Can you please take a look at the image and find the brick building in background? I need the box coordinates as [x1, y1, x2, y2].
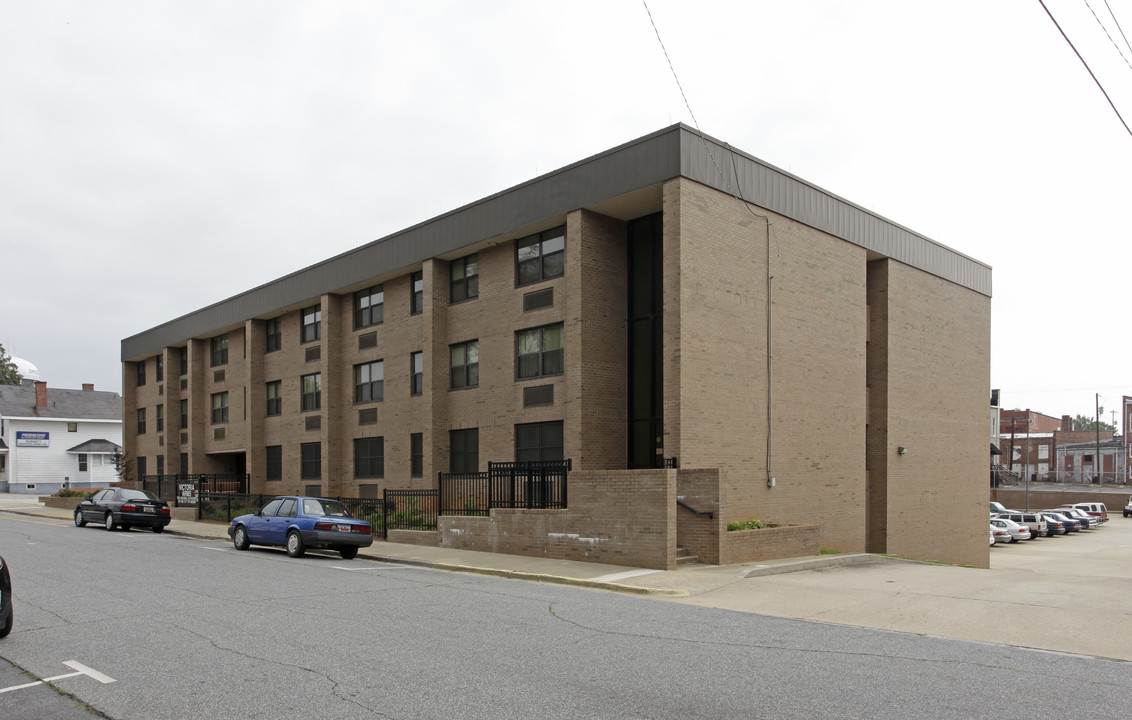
[121, 125, 992, 568]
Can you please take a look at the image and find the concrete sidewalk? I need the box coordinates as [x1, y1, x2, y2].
[3, 494, 1130, 662]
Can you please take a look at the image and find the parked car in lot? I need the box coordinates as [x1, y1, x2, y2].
[1039, 514, 1067, 535]
[1065, 503, 1108, 523]
[990, 524, 1011, 545]
[1052, 507, 1100, 529]
[74, 488, 172, 533]
[0, 555, 12, 638]
[995, 511, 1047, 539]
[990, 517, 1031, 542]
[228, 496, 373, 559]
[1041, 510, 1085, 532]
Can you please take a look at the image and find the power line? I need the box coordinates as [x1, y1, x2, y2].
[1084, 0, 1132, 72]
[1038, 0, 1132, 137]
[1103, 0, 1132, 57]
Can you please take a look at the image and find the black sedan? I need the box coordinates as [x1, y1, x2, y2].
[74, 487, 172, 533]
[1, 555, 11, 638]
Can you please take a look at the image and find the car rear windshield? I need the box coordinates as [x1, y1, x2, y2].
[121, 489, 159, 501]
[302, 499, 351, 517]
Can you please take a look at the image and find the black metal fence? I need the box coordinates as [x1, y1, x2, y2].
[383, 490, 439, 532]
[144, 474, 249, 502]
[438, 460, 570, 515]
[198, 491, 268, 523]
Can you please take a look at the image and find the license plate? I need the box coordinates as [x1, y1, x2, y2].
[337, 525, 351, 532]
[143, 507, 155, 513]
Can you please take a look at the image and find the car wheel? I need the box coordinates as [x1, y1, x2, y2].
[104, 513, 117, 531]
[74, 510, 86, 528]
[232, 525, 250, 551]
[339, 546, 358, 560]
[285, 530, 305, 558]
[152, 526, 164, 534]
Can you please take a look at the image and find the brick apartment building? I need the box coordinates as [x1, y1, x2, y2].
[121, 125, 993, 568]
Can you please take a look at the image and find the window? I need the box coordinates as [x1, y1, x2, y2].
[68, 422, 77, 432]
[411, 433, 423, 477]
[180, 453, 188, 475]
[516, 421, 563, 463]
[137, 456, 147, 478]
[354, 285, 384, 329]
[137, 408, 146, 435]
[516, 227, 565, 285]
[302, 305, 321, 343]
[266, 445, 282, 481]
[301, 442, 321, 479]
[410, 271, 424, 315]
[354, 361, 384, 403]
[266, 318, 282, 352]
[266, 381, 282, 416]
[137, 360, 146, 387]
[180, 399, 188, 429]
[78, 454, 88, 472]
[410, 352, 423, 396]
[157, 455, 164, 476]
[156, 404, 164, 432]
[179, 346, 188, 375]
[155, 355, 164, 382]
[301, 373, 321, 411]
[450, 428, 479, 473]
[450, 340, 479, 389]
[354, 437, 384, 478]
[211, 392, 229, 424]
[450, 254, 478, 302]
[278, 498, 297, 517]
[211, 335, 228, 367]
[516, 324, 564, 379]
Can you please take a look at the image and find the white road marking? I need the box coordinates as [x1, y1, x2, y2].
[0, 660, 115, 695]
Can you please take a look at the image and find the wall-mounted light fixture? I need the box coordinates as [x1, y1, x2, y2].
[897, 446, 908, 455]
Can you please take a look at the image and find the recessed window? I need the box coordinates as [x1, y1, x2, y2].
[515, 421, 563, 463]
[411, 433, 424, 477]
[266, 318, 282, 353]
[354, 437, 385, 478]
[301, 373, 321, 412]
[180, 399, 188, 429]
[68, 422, 78, 433]
[156, 404, 164, 432]
[450, 428, 479, 473]
[137, 360, 146, 387]
[179, 346, 188, 375]
[137, 456, 147, 478]
[516, 227, 565, 286]
[78, 454, 88, 472]
[355, 285, 384, 329]
[450, 254, 479, 303]
[450, 340, 479, 389]
[211, 335, 229, 367]
[266, 445, 282, 481]
[155, 355, 164, 382]
[516, 324, 564, 379]
[302, 305, 321, 343]
[410, 352, 423, 396]
[137, 408, 147, 435]
[301, 442, 321, 480]
[411, 272, 423, 315]
[354, 360, 384, 403]
[211, 392, 229, 424]
[266, 380, 282, 416]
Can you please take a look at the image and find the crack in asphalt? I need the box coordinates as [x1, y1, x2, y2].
[543, 603, 1129, 687]
[166, 619, 397, 718]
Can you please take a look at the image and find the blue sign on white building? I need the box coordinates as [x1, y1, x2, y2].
[16, 431, 50, 447]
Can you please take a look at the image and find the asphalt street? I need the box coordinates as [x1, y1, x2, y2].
[1, 512, 1129, 719]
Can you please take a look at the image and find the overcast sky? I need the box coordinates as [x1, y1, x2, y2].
[3, 1, 1131, 426]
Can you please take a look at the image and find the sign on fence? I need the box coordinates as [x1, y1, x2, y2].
[178, 483, 198, 506]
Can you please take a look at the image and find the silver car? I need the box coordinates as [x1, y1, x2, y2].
[990, 517, 1031, 542]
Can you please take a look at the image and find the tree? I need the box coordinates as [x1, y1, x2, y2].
[1072, 414, 1115, 432]
[0, 343, 21, 385]
[112, 448, 135, 485]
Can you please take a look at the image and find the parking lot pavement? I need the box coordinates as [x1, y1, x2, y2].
[0, 657, 110, 720]
[4, 494, 1130, 661]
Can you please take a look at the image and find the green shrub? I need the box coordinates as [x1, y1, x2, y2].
[54, 487, 102, 498]
[726, 518, 781, 531]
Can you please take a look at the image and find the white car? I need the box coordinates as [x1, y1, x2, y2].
[990, 517, 1031, 542]
[990, 524, 1010, 545]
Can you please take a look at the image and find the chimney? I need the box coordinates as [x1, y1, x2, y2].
[35, 381, 48, 408]
[83, 383, 94, 391]
[1062, 415, 1072, 431]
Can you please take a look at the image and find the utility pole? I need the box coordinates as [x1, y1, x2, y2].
[1096, 394, 1103, 486]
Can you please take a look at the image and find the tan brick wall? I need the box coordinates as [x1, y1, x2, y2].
[882, 260, 990, 567]
[664, 176, 868, 550]
[720, 524, 821, 564]
[676, 468, 724, 564]
[439, 469, 677, 570]
[993, 488, 1127, 514]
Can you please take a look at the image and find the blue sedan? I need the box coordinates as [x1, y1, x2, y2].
[228, 496, 373, 559]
